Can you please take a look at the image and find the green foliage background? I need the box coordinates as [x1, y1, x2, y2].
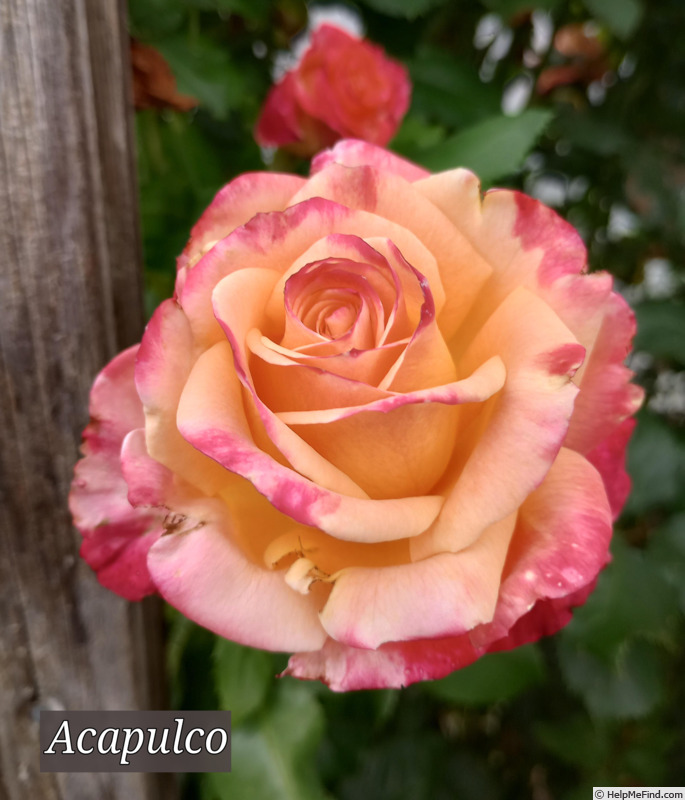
[130, 0, 685, 795]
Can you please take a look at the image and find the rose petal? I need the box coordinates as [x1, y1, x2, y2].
[147, 499, 327, 652]
[416, 175, 588, 347]
[565, 291, 644, 454]
[488, 582, 598, 654]
[121, 428, 177, 509]
[135, 298, 229, 497]
[412, 286, 584, 559]
[286, 447, 611, 689]
[210, 266, 371, 497]
[70, 347, 161, 601]
[473, 446, 612, 645]
[279, 358, 504, 500]
[585, 417, 636, 519]
[418, 174, 587, 289]
[276, 356, 505, 425]
[177, 172, 305, 276]
[254, 72, 304, 148]
[248, 332, 396, 412]
[320, 512, 516, 649]
[177, 341, 444, 542]
[181, 198, 441, 350]
[312, 139, 430, 182]
[284, 633, 484, 692]
[291, 163, 494, 337]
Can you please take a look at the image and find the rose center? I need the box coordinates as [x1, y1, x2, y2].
[318, 302, 357, 339]
[300, 288, 361, 340]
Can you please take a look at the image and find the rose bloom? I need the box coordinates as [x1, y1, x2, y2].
[70, 140, 643, 691]
[255, 25, 410, 156]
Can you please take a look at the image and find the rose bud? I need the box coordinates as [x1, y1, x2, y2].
[255, 25, 411, 156]
[70, 140, 643, 691]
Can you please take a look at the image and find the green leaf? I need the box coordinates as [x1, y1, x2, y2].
[583, 0, 644, 39]
[647, 512, 685, 615]
[624, 411, 685, 516]
[408, 47, 500, 128]
[482, 0, 560, 19]
[136, 111, 226, 285]
[207, 680, 326, 800]
[561, 536, 680, 659]
[391, 116, 446, 153]
[164, 609, 219, 711]
[213, 640, 274, 726]
[558, 638, 666, 719]
[180, 0, 272, 18]
[534, 715, 610, 768]
[129, 0, 186, 37]
[424, 645, 545, 705]
[554, 109, 632, 156]
[634, 302, 685, 365]
[357, 0, 449, 19]
[411, 109, 554, 183]
[157, 36, 249, 119]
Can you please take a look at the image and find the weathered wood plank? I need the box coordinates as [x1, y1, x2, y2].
[0, 1, 170, 797]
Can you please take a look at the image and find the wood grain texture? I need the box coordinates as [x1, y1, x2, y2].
[0, 1, 171, 797]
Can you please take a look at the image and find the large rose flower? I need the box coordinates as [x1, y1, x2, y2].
[70, 140, 643, 691]
[255, 25, 410, 156]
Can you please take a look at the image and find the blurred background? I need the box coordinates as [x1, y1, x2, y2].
[129, 0, 685, 796]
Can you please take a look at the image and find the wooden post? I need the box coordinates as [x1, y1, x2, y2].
[0, 1, 170, 798]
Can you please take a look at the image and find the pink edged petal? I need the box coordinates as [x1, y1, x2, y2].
[276, 355, 505, 425]
[284, 633, 485, 691]
[183, 197, 450, 351]
[70, 346, 162, 601]
[279, 235, 419, 347]
[320, 512, 517, 650]
[71, 347, 144, 533]
[180, 198, 371, 349]
[416, 173, 587, 341]
[121, 428, 176, 508]
[135, 298, 229, 497]
[211, 269, 370, 498]
[147, 499, 327, 652]
[284, 639, 411, 691]
[276, 358, 504, 500]
[177, 172, 306, 275]
[412, 287, 584, 559]
[264, 229, 443, 352]
[177, 340, 443, 542]
[536, 271, 613, 386]
[80, 521, 162, 602]
[180, 336, 368, 499]
[312, 139, 429, 182]
[211, 258, 451, 501]
[290, 163, 493, 337]
[248, 333, 397, 411]
[565, 291, 644, 455]
[82, 345, 144, 446]
[585, 417, 636, 519]
[472, 447, 612, 647]
[285, 449, 611, 690]
[487, 581, 598, 654]
[509, 190, 589, 285]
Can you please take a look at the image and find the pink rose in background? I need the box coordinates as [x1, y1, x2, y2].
[255, 25, 411, 156]
[70, 140, 643, 691]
